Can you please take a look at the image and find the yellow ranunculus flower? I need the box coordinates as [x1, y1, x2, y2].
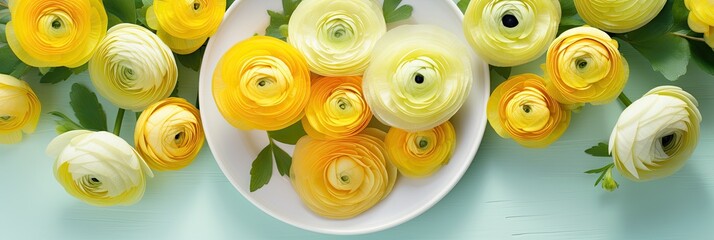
[0, 74, 41, 144]
[610, 86, 701, 181]
[463, 0, 561, 67]
[6, 0, 107, 67]
[303, 76, 371, 140]
[544, 26, 629, 105]
[134, 97, 204, 171]
[574, 0, 666, 33]
[487, 74, 570, 148]
[363, 24, 473, 132]
[287, 0, 386, 76]
[146, 0, 225, 54]
[47, 130, 154, 206]
[685, 0, 714, 48]
[384, 121, 456, 178]
[89, 24, 178, 112]
[291, 128, 397, 219]
[213, 36, 311, 131]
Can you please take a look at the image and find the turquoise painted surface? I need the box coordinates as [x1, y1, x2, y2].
[3, 13, 714, 240]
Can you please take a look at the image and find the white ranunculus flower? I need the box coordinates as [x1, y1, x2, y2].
[89, 23, 178, 112]
[287, 0, 386, 76]
[609, 86, 702, 181]
[47, 130, 154, 206]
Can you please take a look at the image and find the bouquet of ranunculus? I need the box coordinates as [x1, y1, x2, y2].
[458, 0, 706, 192]
[0, 0, 225, 206]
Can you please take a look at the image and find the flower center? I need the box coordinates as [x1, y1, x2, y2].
[257, 79, 267, 87]
[661, 133, 679, 156]
[577, 59, 588, 69]
[414, 73, 425, 84]
[0, 115, 11, 121]
[52, 20, 62, 29]
[193, 1, 201, 10]
[174, 132, 184, 141]
[416, 136, 429, 149]
[340, 175, 350, 183]
[501, 14, 519, 28]
[338, 99, 347, 110]
[522, 105, 531, 113]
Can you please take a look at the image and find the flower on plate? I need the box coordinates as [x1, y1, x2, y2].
[47, 130, 154, 206]
[463, 0, 561, 67]
[288, 0, 386, 76]
[6, 0, 107, 67]
[89, 23, 177, 112]
[384, 121, 456, 177]
[303, 76, 371, 140]
[684, 0, 714, 48]
[290, 128, 397, 219]
[574, 0, 666, 33]
[487, 74, 570, 148]
[0, 74, 41, 144]
[212, 36, 311, 131]
[609, 86, 702, 181]
[363, 24, 473, 132]
[134, 97, 204, 171]
[145, 0, 225, 54]
[544, 26, 629, 105]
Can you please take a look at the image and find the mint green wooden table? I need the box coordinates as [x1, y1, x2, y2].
[2, 27, 713, 240]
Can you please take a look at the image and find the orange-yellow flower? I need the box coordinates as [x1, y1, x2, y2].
[6, 0, 107, 67]
[212, 36, 311, 131]
[544, 26, 629, 105]
[303, 76, 371, 140]
[0, 74, 41, 144]
[487, 73, 571, 148]
[384, 121, 456, 177]
[290, 128, 397, 219]
[685, 0, 714, 48]
[134, 98, 204, 171]
[146, 0, 225, 54]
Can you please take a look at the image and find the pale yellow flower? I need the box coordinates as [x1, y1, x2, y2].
[213, 36, 311, 131]
[135, 98, 204, 171]
[544, 26, 629, 105]
[290, 128, 397, 219]
[363, 24, 473, 132]
[384, 121, 456, 178]
[288, 0, 386, 76]
[47, 130, 154, 206]
[463, 0, 561, 67]
[575, 0, 666, 33]
[0, 74, 41, 144]
[685, 0, 714, 48]
[487, 73, 570, 148]
[146, 0, 225, 54]
[6, 0, 107, 67]
[303, 76, 371, 140]
[610, 86, 701, 181]
[89, 24, 178, 112]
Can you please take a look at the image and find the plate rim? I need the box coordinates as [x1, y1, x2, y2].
[198, 0, 490, 235]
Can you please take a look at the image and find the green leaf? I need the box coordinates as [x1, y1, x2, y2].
[383, 0, 413, 24]
[584, 142, 610, 157]
[490, 66, 511, 79]
[70, 83, 108, 131]
[226, 0, 234, 10]
[268, 120, 307, 145]
[0, 44, 23, 75]
[9, 62, 28, 79]
[617, 0, 673, 42]
[557, 0, 584, 34]
[688, 38, 714, 75]
[0, 24, 6, 43]
[271, 143, 292, 176]
[457, 0, 470, 14]
[107, 12, 123, 28]
[281, 0, 301, 16]
[49, 111, 84, 134]
[250, 145, 273, 192]
[103, 0, 136, 24]
[0, 8, 10, 24]
[265, 10, 290, 40]
[585, 163, 614, 187]
[627, 34, 690, 81]
[40, 67, 73, 84]
[71, 63, 88, 75]
[671, 0, 689, 32]
[176, 44, 205, 72]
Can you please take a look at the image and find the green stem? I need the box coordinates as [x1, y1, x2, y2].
[671, 32, 706, 42]
[113, 108, 125, 136]
[618, 92, 632, 107]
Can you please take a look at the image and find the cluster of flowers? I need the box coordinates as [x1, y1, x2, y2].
[464, 0, 703, 187]
[0, 0, 225, 205]
[212, 0, 470, 219]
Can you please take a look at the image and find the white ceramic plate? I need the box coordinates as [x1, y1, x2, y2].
[199, 0, 489, 235]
